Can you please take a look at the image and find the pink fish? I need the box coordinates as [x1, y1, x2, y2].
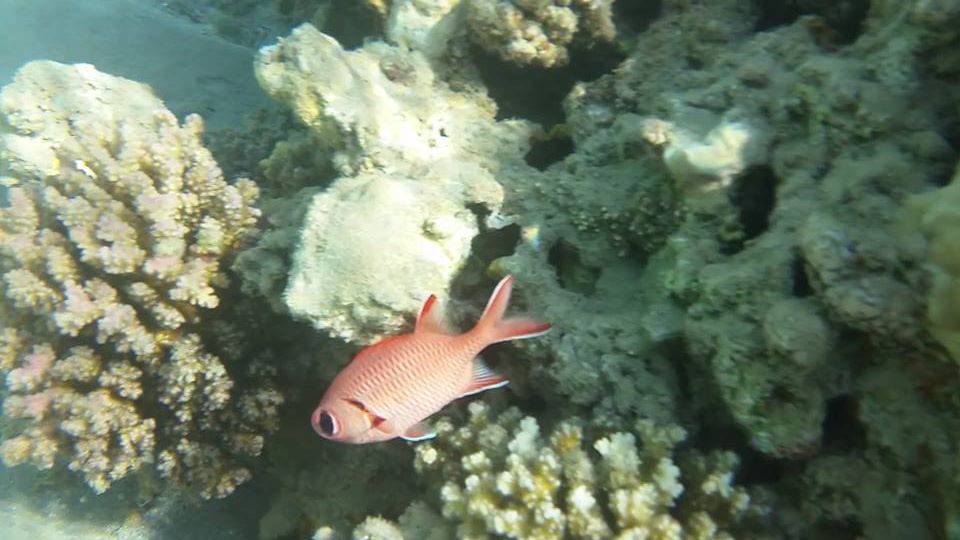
[311, 275, 551, 444]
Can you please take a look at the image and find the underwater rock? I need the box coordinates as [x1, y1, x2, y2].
[254, 24, 535, 342]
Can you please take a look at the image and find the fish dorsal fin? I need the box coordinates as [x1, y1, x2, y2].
[415, 294, 451, 335]
[458, 357, 509, 398]
[401, 421, 437, 441]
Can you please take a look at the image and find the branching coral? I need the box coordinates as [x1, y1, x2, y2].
[464, 0, 616, 67]
[0, 61, 281, 498]
[413, 401, 766, 539]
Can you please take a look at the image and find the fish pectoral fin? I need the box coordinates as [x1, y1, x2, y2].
[458, 357, 509, 399]
[414, 294, 452, 335]
[401, 421, 437, 442]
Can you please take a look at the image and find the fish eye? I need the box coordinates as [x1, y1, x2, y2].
[319, 411, 338, 436]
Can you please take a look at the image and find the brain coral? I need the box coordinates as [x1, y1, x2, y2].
[0, 61, 281, 498]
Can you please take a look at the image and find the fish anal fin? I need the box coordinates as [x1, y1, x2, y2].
[415, 294, 452, 335]
[459, 357, 509, 398]
[401, 421, 437, 441]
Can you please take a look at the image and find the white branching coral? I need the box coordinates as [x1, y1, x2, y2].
[414, 402, 767, 539]
[0, 60, 281, 498]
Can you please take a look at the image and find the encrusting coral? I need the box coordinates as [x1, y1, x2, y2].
[0, 60, 282, 498]
[464, 0, 617, 67]
[413, 401, 766, 539]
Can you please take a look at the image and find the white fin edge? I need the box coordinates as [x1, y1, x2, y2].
[401, 432, 438, 442]
[458, 379, 509, 399]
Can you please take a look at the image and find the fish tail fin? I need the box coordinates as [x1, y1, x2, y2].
[474, 275, 552, 344]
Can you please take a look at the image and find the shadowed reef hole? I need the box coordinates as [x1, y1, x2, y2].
[524, 127, 575, 170]
[753, 0, 870, 47]
[470, 221, 521, 262]
[731, 165, 778, 239]
[821, 394, 867, 451]
[614, 0, 663, 35]
[791, 255, 814, 297]
[719, 165, 778, 255]
[471, 37, 625, 128]
[547, 241, 599, 295]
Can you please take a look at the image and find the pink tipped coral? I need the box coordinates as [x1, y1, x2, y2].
[6, 346, 55, 392]
[0, 60, 279, 498]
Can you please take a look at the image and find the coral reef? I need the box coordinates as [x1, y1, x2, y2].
[0, 61, 281, 498]
[483, 0, 960, 535]
[413, 401, 766, 539]
[213, 113, 337, 314]
[232, 188, 323, 314]
[94, 0, 960, 536]
[495, 0, 952, 448]
[464, 0, 616, 67]
[251, 24, 535, 343]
